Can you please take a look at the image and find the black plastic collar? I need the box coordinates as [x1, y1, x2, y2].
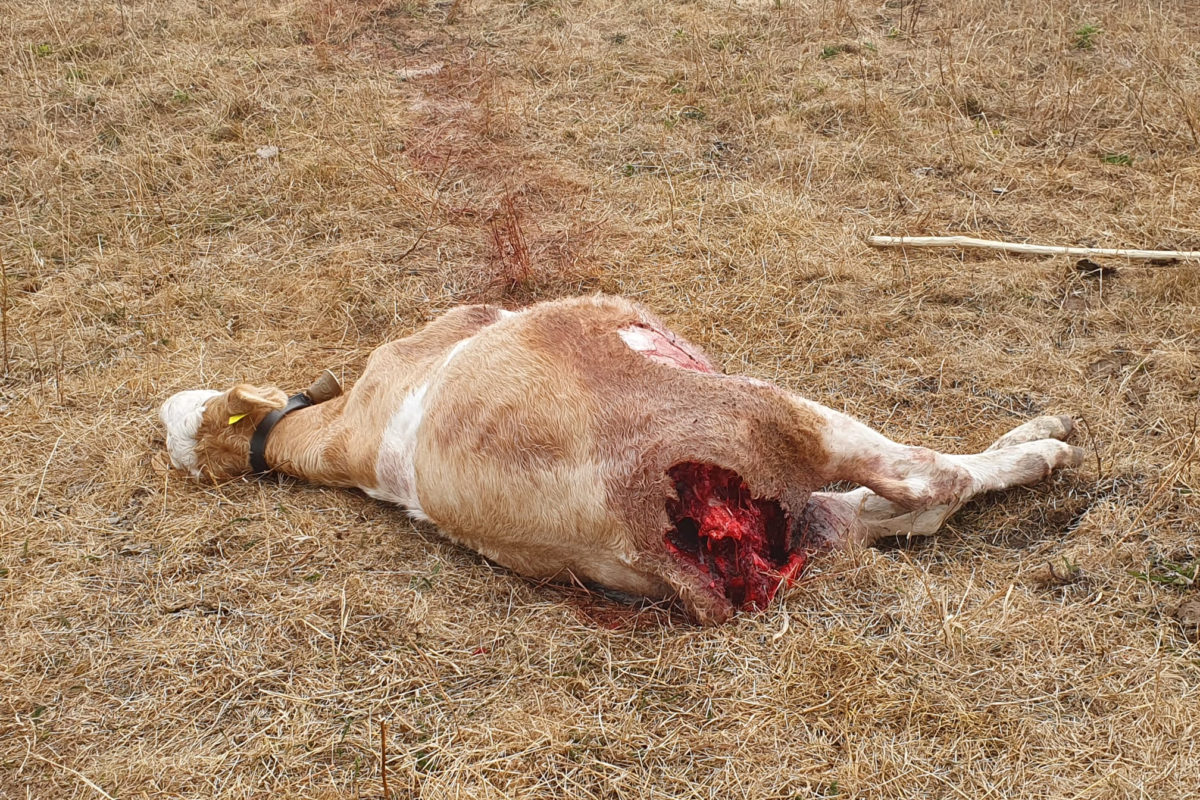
[249, 392, 313, 474]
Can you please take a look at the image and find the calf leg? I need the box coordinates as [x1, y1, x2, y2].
[797, 413, 1082, 548]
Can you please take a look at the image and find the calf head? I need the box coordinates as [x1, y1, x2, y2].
[160, 384, 287, 479]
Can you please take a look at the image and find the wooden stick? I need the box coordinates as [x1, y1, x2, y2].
[867, 235, 1200, 262]
[380, 719, 389, 800]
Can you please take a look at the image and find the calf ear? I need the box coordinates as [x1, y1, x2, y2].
[227, 384, 288, 416]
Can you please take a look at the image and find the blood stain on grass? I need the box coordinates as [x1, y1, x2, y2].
[395, 56, 603, 297]
[487, 192, 533, 290]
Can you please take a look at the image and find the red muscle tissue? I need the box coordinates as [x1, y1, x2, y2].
[664, 462, 807, 610]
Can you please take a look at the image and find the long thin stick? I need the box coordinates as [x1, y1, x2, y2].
[868, 235, 1200, 262]
[380, 719, 388, 800]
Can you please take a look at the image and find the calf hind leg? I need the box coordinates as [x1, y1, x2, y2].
[805, 398, 1084, 511]
[800, 414, 1083, 548]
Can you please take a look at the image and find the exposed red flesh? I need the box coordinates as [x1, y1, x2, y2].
[664, 462, 807, 611]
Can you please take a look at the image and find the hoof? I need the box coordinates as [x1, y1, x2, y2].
[989, 414, 1076, 450]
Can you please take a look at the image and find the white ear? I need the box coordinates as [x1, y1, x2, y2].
[160, 389, 220, 476]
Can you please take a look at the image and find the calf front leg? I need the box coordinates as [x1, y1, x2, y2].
[797, 410, 1083, 548]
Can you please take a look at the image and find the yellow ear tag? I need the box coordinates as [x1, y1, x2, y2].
[228, 413, 248, 426]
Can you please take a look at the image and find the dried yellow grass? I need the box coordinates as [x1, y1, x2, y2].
[2, 0, 1198, 797]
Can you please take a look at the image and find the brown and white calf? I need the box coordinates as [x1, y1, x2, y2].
[160, 295, 1082, 624]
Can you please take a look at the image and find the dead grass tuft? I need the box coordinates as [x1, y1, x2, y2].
[2, 0, 1199, 797]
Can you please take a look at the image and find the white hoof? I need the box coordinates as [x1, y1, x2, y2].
[988, 414, 1075, 451]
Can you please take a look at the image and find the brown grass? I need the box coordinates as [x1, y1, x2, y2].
[2, 0, 1199, 797]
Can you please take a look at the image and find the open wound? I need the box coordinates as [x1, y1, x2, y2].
[619, 323, 715, 373]
[664, 462, 807, 610]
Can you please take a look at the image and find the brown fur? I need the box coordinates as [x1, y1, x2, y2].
[191, 386, 288, 480]
[166, 294, 1080, 625]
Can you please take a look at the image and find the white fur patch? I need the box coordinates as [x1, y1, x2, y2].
[368, 330, 483, 519]
[441, 338, 470, 369]
[160, 389, 220, 477]
[368, 383, 431, 520]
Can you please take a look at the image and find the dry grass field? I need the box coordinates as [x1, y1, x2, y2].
[3, 0, 1199, 797]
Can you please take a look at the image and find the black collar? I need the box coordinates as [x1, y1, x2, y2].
[249, 392, 313, 474]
